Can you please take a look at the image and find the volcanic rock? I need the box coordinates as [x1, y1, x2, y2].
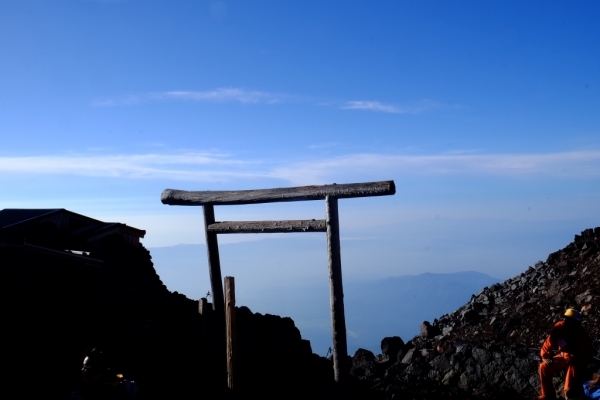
[349, 226, 600, 399]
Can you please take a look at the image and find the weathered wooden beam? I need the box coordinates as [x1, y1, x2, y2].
[202, 205, 227, 387]
[161, 180, 395, 206]
[225, 276, 237, 392]
[203, 205, 225, 315]
[207, 219, 326, 234]
[326, 195, 349, 383]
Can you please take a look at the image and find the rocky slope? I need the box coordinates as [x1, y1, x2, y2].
[2, 232, 332, 399]
[350, 227, 600, 399]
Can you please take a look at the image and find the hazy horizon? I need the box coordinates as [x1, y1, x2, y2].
[150, 240, 503, 354]
[146, 225, 587, 354]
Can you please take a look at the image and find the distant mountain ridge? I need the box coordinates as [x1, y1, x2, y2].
[343, 271, 500, 353]
[148, 242, 499, 353]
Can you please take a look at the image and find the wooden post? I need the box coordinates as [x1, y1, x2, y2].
[325, 195, 348, 383]
[198, 297, 208, 315]
[225, 276, 237, 391]
[203, 205, 225, 314]
[202, 204, 227, 387]
[198, 297, 209, 379]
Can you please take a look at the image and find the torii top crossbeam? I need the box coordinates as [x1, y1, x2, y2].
[161, 180, 395, 206]
[160, 180, 395, 384]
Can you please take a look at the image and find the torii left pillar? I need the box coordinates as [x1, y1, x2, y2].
[202, 204, 227, 387]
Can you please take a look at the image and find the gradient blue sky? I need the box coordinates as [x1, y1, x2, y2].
[1, 1, 599, 284]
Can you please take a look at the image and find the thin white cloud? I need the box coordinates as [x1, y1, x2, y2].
[94, 88, 288, 106]
[0, 153, 267, 182]
[342, 101, 399, 113]
[271, 151, 600, 185]
[94, 89, 455, 115]
[340, 99, 443, 114]
[93, 88, 459, 118]
[160, 89, 284, 104]
[1, 151, 599, 184]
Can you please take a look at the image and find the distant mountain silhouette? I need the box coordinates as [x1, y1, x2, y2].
[149, 242, 498, 354]
[342, 272, 500, 352]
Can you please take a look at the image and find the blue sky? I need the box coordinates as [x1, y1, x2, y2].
[1, 1, 599, 285]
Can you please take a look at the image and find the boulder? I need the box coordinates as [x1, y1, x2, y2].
[461, 309, 480, 324]
[497, 317, 521, 339]
[504, 365, 530, 394]
[380, 336, 404, 362]
[513, 357, 537, 376]
[442, 368, 459, 386]
[404, 363, 423, 376]
[472, 347, 492, 365]
[350, 348, 375, 377]
[462, 358, 484, 388]
[429, 354, 452, 374]
[576, 289, 592, 304]
[400, 348, 415, 364]
[420, 321, 441, 338]
[529, 373, 541, 393]
[458, 372, 471, 391]
[428, 369, 442, 381]
[482, 360, 505, 385]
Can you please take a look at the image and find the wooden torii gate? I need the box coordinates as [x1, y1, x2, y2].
[161, 180, 395, 383]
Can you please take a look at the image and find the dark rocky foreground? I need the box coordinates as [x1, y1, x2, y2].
[2, 232, 333, 399]
[348, 227, 600, 399]
[2, 212, 598, 399]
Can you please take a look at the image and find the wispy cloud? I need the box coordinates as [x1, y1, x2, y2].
[0, 152, 267, 182]
[340, 99, 449, 114]
[271, 151, 600, 185]
[161, 89, 285, 104]
[2, 150, 598, 184]
[341, 101, 403, 113]
[94, 89, 457, 116]
[94, 88, 289, 107]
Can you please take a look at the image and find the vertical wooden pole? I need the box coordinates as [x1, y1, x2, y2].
[203, 205, 225, 314]
[325, 195, 348, 383]
[202, 204, 227, 387]
[225, 276, 237, 391]
[198, 297, 209, 380]
[198, 297, 208, 315]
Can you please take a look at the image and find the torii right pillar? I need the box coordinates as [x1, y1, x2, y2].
[326, 195, 348, 382]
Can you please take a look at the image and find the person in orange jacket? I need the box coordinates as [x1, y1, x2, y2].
[537, 309, 594, 400]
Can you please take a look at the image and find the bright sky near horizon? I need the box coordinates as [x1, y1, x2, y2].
[1, 1, 599, 281]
